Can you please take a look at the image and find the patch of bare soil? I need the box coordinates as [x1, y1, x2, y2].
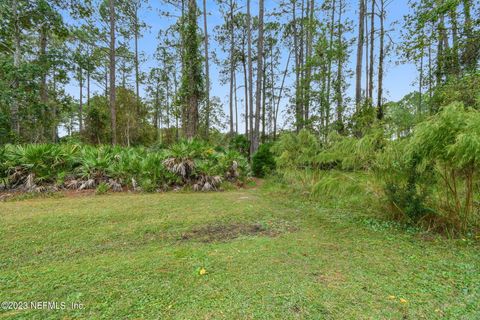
[312, 271, 346, 288]
[0, 190, 63, 202]
[180, 221, 296, 243]
[62, 189, 97, 198]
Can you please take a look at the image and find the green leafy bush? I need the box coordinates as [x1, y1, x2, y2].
[269, 102, 480, 234]
[381, 151, 435, 223]
[96, 182, 109, 195]
[217, 150, 249, 181]
[272, 129, 320, 170]
[318, 127, 385, 170]
[252, 143, 275, 178]
[378, 103, 480, 233]
[228, 134, 250, 158]
[272, 128, 384, 173]
[431, 72, 480, 112]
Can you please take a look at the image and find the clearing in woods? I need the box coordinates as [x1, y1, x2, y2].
[1, 185, 479, 319]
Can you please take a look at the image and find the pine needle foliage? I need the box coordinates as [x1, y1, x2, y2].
[378, 103, 480, 233]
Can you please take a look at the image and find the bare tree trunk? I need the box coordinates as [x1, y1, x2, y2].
[153, 84, 159, 132]
[158, 84, 163, 142]
[436, 5, 446, 85]
[52, 65, 57, 142]
[180, 0, 186, 132]
[174, 67, 179, 141]
[11, 0, 21, 136]
[355, 0, 365, 110]
[229, 0, 235, 134]
[185, 0, 199, 139]
[242, 57, 249, 135]
[304, 0, 314, 122]
[39, 28, 48, 105]
[368, 0, 375, 102]
[336, 0, 344, 131]
[449, 6, 459, 76]
[261, 54, 266, 141]
[109, 0, 117, 145]
[134, 3, 140, 114]
[293, 0, 302, 132]
[428, 24, 433, 113]
[269, 50, 275, 136]
[274, 51, 292, 140]
[105, 68, 108, 99]
[247, 0, 254, 146]
[203, 0, 211, 137]
[376, 0, 384, 120]
[39, 26, 48, 140]
[79, 67, 83, 131]
[234, 71, 238, 133]
[441, 17, 450, 73]
[252, 0, 264, 153]
[365, 1, 369, 101]
[325, 0, 336, 135]
[165, 63, 171, 132]
[418, 45, 424, 115]
[87, 47, 91, 110]
[299, 0, 305, 125]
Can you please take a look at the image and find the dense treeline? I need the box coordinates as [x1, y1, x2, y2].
[269, 101, 480, 235]
[1, 0, 477, 148]
[0, 1, 479, 232]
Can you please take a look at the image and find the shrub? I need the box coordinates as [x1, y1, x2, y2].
[318, 127, 385, 170]
[252, 143, 275, 178]
[350, 104, 377, 137]
[217, 150, 249, 181]
[408, 103, 480, 230]
[271, 129, 320, 171]
[76, 146, 115, 181]
[3, 144, 79, 189]
[1, 140, 249, 193]
[431, 72, 480, 112]
[228, 134, 250, 158]
[378, 103, 480, 233]
[381, 151, 435, 223]
[96, 182, 109, 195]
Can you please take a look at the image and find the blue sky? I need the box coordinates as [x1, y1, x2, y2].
[66, 0, 418, 132]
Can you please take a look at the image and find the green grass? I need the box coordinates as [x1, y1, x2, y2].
[1, 183, 479, 319]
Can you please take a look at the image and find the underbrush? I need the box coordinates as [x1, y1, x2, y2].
[376, 103, 480, 235]
[0, 140, 250, 194]
[268, 169, 380, 211]
[269, 103, 480, 236]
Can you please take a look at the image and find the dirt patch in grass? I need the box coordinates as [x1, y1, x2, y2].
[0, 190, 64, 202]
[63, 189, 97, 198]
[180, 221, 297, 243]
[312, 271, 346, 288]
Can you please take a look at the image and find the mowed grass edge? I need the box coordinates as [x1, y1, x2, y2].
[0, 186, 479, 319]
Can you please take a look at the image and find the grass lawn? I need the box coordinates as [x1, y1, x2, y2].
[1, 183, 479, 319]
